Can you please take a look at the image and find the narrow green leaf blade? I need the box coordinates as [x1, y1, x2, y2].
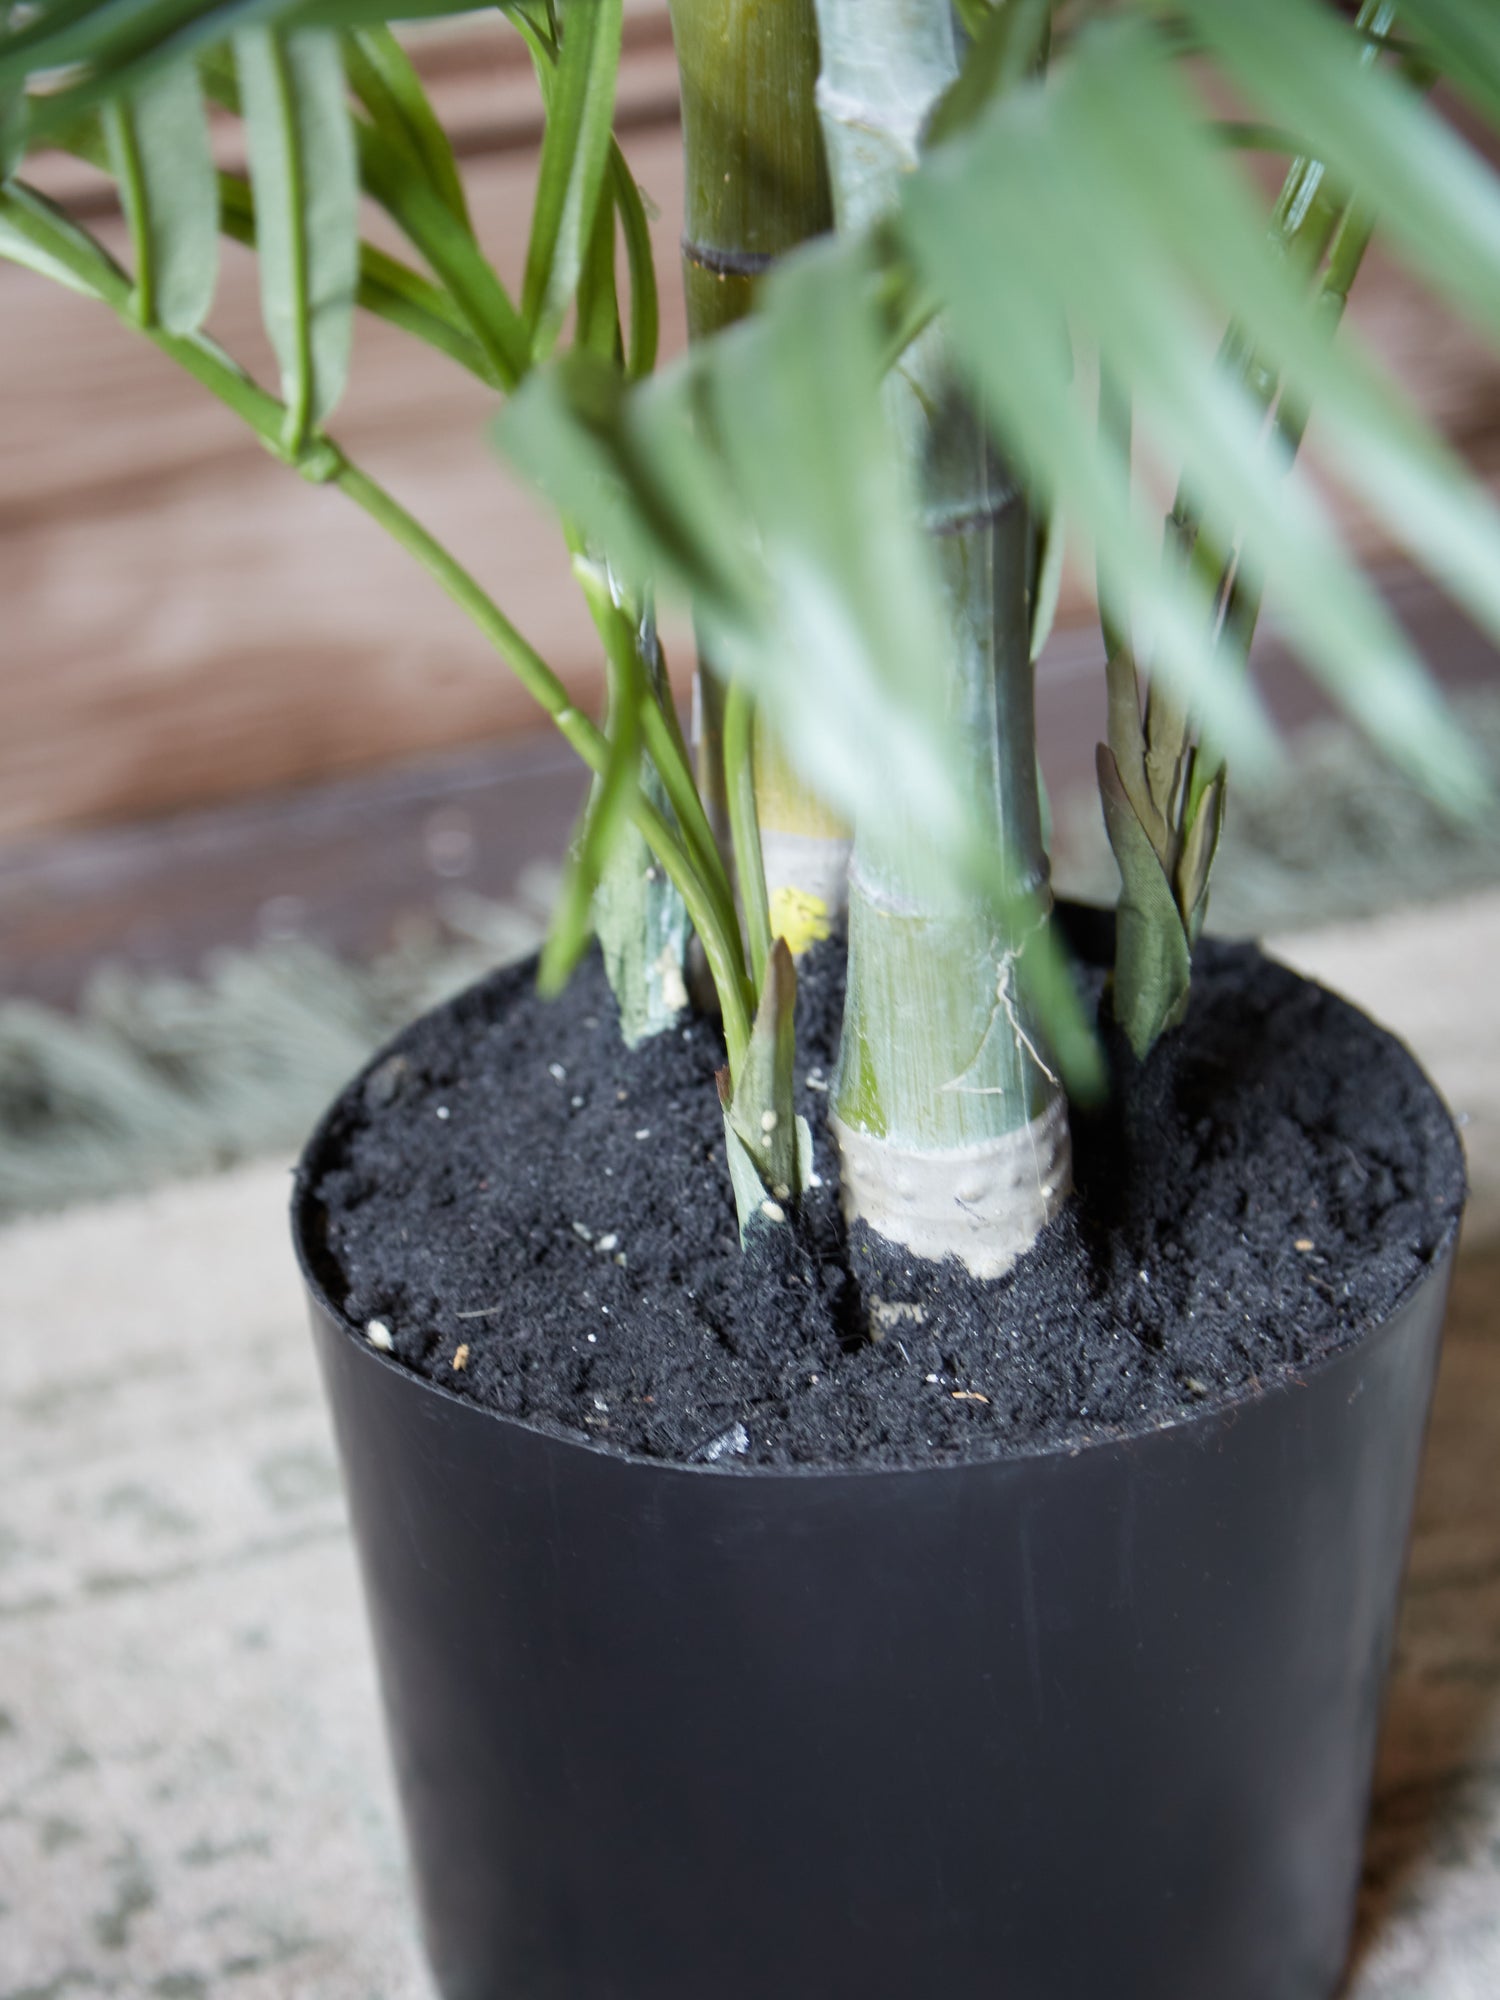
[235, 25, 357, 443]
[1097, 743, 1193, 1059]
[1177, 0, 1500, 346]
[355, 117, 529, 391]
[498, 351, 750, 624]
[904, 141, 1277, 771]
[1398, 0, 1500, 125]
[216, 167, 499, 381]
[574, 148, 621, 364]
[6, 0, 286, 136]
[609, 142, 658, 379]
[2, 96, 24, 182]
[521, 0, 622, 356]
[2, 0, 496, 130]
[540, 567, 642, 995]
[342, 24, 469, 228]
[699, 243, 977, 872]
[1, 0, 23, 181]
[1048, 19, 1496, 808]
[724, 934, 802, 1218]
[103, 57, 218, 331]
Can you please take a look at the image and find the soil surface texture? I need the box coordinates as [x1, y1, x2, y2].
[303, 921, 1465, 1468]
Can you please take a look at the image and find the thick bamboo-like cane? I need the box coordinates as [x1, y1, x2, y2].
[667, 0, 850, 947]
[814, 0, 1070, 1279]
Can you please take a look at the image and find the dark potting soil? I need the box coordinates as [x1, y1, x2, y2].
[302, 924, 1465, 1469]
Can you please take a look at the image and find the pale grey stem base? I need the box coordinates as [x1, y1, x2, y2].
[758, 828, 852, 920]
[830, 1096, 1071, 1279]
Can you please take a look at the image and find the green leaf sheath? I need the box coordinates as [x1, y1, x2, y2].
[342, 25, 470, 228]
[723, 677, 772, 990]
[104, 58, 218, 332]
[718, 935, 810, 1239]
[541, 574, 644, 997]
[925, 0, 1049, 150]
[522, 0, 623, 358]
[575, 156, 623, 365]
[1097, 743, 1193, 1058]
[559, 549, 700, 1049]
[591, 612, 695, 1049]
[235, 26, 358, 447]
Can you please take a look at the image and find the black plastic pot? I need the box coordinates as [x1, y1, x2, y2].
[293, 936, 1460, 2000]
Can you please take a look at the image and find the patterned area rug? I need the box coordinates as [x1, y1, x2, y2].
[1, 895, 1498, 1997]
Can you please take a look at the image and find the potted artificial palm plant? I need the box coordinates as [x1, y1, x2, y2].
[3, 0, 1495, 1993]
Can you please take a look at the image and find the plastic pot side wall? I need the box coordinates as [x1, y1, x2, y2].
[299, 1200, 1456, 2000]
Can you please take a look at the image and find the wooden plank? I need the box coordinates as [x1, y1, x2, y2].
[4, 25, 1500, 840]
[0, 113, 692, 840]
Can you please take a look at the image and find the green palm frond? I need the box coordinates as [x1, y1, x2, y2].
[6, 0, 1500, 1114]
[505, 1, 1500, 834]
[502, 242, 983, 896]
[0, 0, 496, 138]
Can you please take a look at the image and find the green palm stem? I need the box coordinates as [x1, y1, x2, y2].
[666, 0, 850, 951]
[813, 0, 1069, 1281]
[1194, 194, 1378, 806]
[1101, 8, 1392, 1059]
[0, 178, 754, 1073]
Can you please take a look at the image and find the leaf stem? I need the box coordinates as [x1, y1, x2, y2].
[102, 99, 154, 324]
[723, 680, 772, 990]
[333, 464, 751, 1066]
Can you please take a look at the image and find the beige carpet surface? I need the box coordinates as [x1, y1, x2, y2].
[2, 895, 1499, 1998]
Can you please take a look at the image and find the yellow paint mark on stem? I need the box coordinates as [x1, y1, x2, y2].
[770, 885, 831, 955]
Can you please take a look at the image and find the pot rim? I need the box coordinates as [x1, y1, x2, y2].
[291, 929, 1465, 1485]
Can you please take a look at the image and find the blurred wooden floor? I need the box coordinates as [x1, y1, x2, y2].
[3, 21, 1500, 1001]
